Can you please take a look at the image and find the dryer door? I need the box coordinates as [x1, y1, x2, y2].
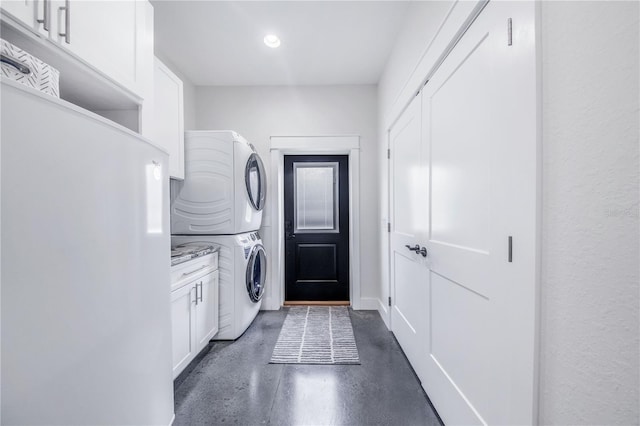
[245, 153, 266, 211]
[246, 244, 267, 302]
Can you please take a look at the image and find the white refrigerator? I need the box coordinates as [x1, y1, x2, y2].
[1, 80, 175, 425]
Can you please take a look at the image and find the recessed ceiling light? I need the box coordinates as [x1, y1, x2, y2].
[263, 34, 281, 48]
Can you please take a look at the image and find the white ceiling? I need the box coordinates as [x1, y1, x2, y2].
[151, 1, 409, 86]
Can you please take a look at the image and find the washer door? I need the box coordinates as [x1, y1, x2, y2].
[246, 244, 267, 302]
[245, 153, 266, 211]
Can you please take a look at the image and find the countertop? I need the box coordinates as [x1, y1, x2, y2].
[171, 243, 219, 267]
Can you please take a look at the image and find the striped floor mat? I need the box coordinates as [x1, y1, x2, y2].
[270, 306, 360, 365]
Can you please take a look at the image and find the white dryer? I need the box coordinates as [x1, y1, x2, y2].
[171, 131, 267, 235]
[172, 232, 266, 340]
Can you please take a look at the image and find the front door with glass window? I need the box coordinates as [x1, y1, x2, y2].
[284, 155, 349, 301]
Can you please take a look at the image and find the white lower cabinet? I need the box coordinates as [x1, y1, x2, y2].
[195, 271, 219, 349]
[170, 283, 196, 377]
[170, 255, 219, 379]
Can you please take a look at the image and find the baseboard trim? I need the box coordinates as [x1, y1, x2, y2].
[283, 301, 350, 306]
[358, 297, 381, 310]
[377, 298, 391, 329]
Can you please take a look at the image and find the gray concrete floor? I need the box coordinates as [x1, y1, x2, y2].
[174, 309, 442, 426]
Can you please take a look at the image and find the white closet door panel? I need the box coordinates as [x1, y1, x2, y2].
[389, 94, 429, 382]
[421, 1, 538, 425]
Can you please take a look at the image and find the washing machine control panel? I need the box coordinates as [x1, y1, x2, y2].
[238, 232, 262, 259]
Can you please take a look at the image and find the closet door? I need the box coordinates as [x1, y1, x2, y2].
[388, 94, 429, 382]
[420, 1, 538, 425]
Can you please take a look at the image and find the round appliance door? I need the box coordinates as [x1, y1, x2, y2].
[245, 153, 266, 211]
[246, 244, 267, 303]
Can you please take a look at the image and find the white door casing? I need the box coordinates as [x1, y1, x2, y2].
[388, 1, 539, 424]
[269, 136, 361, 310]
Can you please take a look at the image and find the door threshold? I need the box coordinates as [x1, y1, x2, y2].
[283, 301, 351, 306]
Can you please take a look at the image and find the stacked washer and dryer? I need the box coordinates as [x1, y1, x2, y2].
[171, 131, 267, 340]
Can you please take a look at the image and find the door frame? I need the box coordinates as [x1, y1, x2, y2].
[269, 136, 361, 310]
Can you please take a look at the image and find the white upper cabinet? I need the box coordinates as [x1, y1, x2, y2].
[1, 0, 37, 30]
[51, 0, 140, 94]
[1, 0, 152, 100]
[1, 0, 53, 39]
[153, 57, 184, 179]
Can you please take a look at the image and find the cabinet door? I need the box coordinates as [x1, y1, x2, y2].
[171, 283, 195, 379]
[153, 57, 184, 179]
[51, 0, 140, 94]
[195, 270, 219, 352]
[1, 0, 35, 26]
[1, 0, 51, 37]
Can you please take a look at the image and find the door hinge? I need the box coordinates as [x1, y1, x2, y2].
[387, 222, 391, 233]
[388, 296, 392, 307]
[387, 149, 390, 159]
[507, 18, 513, 46]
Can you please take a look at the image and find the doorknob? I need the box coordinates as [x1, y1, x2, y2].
[405, 244, 428, 257]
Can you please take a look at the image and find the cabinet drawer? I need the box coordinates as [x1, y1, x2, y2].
[171, 252, 218, 291]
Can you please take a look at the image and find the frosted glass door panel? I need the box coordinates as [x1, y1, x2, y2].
[294, 163, 339, 232]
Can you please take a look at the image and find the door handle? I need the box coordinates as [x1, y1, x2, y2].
[58, 0, 70, 44]
[405, 244, 428, 258]
[180, 264, 209, 278]
[37, 0, 51, 32]
[286, 233, 296, 240]
[0, 54, 31, 75]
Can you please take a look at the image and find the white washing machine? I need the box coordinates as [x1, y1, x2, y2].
[171, 130, 267, 235]
[172, 232, 266, 340]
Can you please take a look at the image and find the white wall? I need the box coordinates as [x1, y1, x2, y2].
[539, 2, 639, 424]
[194, 85, 379, 307]
[378, 1, 453, 118]
[377, 0, 639, 424]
